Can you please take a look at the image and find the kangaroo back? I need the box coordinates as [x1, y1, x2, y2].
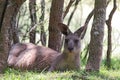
[7, 43, 59, 70]
[7, 43, 36, 68]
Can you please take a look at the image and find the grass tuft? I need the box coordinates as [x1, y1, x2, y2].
[1, 58, 120, 80]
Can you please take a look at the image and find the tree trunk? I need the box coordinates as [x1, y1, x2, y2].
[1, 1, 18, 72]
[48, 0, 64, 52]
[0, 0, 26, 73]
[86, 0, 106, 71]
[0, 0, 8, 32]
[29, 0, 37, 44]
[0, 0, 9, 73]
[11, 2, 21, 44]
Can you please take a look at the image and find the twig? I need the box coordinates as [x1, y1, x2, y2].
[106, 0, 117, 24]
[21, 23, 40, 42]
[81, 9, 94, 39]
[67, 0, 81, 26]
[63, 0, 75, 19]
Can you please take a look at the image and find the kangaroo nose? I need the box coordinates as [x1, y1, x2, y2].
[68, 47, 73, 51]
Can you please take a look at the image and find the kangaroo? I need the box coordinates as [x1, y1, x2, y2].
[7, 43, 59, 71]
[7, 23, 85, 71]
[49, 23, 85, 71]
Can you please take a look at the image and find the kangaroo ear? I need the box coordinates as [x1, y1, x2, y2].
[58, 23, 71, 36]
[74, 26, 85, 39]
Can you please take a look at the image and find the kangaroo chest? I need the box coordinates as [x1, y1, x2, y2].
[56, 55, 79, 71]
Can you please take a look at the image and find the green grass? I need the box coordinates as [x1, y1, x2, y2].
[1, 68, 120, 80]
[1, 59, 120, 80]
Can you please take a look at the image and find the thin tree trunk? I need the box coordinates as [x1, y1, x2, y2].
[67, 0, 80, 26]
[40, 0, 46, 46]
[86, 0, 106, 72]
[11, 4, 20, 44]
[63, 0, 75, 19]
[81, 9, 94, 39]
[29, 0, 37, 43]
[105, 0, 117, 69]
[48, 0, 64, 52]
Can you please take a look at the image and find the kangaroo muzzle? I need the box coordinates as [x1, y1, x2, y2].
[68, 40, 74, 52]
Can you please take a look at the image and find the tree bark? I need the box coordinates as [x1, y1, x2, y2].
[48, 0, 64, 52]
[86, 0, 106, 72]
[29, 0, 37, 44]
[1, 1, 18, 72]
[0, 0, 8, 32]
[0, 0, 9, 73]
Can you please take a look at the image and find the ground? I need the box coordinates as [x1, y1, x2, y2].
[1, 65, 120, 80]
[0, 58, 120, 80]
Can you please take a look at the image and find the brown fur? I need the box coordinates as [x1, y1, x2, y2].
[7, 43, 59, 71]
[7, 23, 85, 71]
[49, 23, 85, 71]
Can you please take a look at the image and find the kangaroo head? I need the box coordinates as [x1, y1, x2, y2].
[58, 23, 85, 54]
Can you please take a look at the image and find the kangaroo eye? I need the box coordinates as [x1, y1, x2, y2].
[65, 39, 69, 43]
[74, 39, 79, 43]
